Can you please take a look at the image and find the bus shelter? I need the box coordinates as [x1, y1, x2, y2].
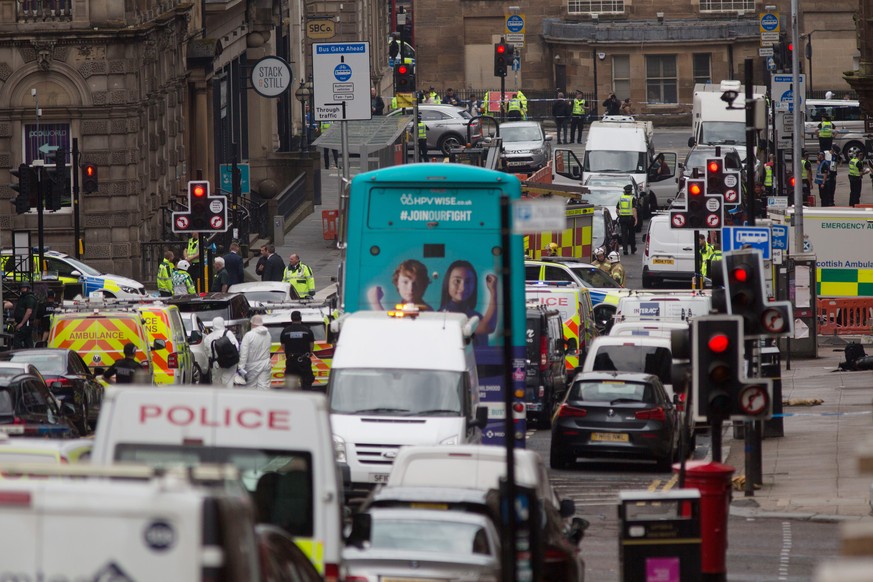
[311, 116, 412, 173]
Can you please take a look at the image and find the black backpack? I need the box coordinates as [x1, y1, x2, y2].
[212, 330, 240, 369]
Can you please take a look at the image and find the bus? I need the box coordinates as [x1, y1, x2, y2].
[341, 163, 527, 446]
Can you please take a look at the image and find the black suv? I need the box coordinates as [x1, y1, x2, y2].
[168, 292, 254, 341]
[525, 306, 572, 427]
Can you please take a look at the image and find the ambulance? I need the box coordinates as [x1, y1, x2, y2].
[91, 386, 342, 580]
[525, 282, 597, 371]
[0, 463, 261, 581]
[260, 307, 335, 388]
[136, 303, 195, 385]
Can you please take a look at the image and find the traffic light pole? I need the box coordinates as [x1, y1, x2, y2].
[499, 195, 517, 582]
[500, 75, 506, 123]
[35, 162, 45, 275]
[693, 229, 701, 289]
[72, 138, 81, 259]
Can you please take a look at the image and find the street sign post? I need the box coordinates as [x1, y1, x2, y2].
[722, 226, 772, 260]
[312, 42, 372, 121]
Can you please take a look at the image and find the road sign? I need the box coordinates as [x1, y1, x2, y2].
[175, 215, 189, 230]
[512, 199, 566, 234]
[512, 57, 520, 72]
[722, 226, 771, 260]
[251, 56, 293, 98]
[220, 163, 250, 195]
[306, 18, 336, 40]
[759, 47, 774, 57]
[767, 57, 776, 71]
[772, 73, 805, 113]
[768, 196, 789, 208]
[672, 213, 686, 228]
[505, 14, 526, 34]
[759, 12, 780, 33]
[505, 33, 524, 43]
[771, 224, 789, 250]
[312, 42, 372, 122]
[760, 32, 779, 42]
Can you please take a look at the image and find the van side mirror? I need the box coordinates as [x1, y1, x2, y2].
[568, 517, 590, 545]
[564, 337, 578, 355]
[560, 498, 576, 518]
[153, 339, 166, 351]
[570, 166, 581, 180]
[346, 512, 372, 548]
[469, 405, 489, 430]
[687, 137, 695, 148]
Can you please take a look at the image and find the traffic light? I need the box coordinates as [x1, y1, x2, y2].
[10, 163, 35, 215]
[722, 249, 793, 338]
[705, 158, 724, 196]
[46, 148, 66, 211]
[394, 62, 415, 93]
[692, 315, 743, 421]
[188, 180, 210, 230]
[494, 40, 512, 78]
[686, 178, 706, 227]
[82, 164, 99, 193]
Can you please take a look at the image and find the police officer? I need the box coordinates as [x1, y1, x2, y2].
[102, 343, 142, 384]
[184, 233, 202, 291]
[416, 115, 429, 162]
[156, 250, 175, 297]
[507, 95, 524, 121]
[13, 282, 37, 348]
[818, 115, 835, 152]
[800, 151, 812, 198]
[280, 311, 316, 391]
[570, 90, 587, 144]
[172, 260, 196, 295]
[616, 185, 638, 255]
[283, 254, 315, 298]
[849, 151, 863, 207]
[763, 154, 774, 197]
[698, 234, 714, 275]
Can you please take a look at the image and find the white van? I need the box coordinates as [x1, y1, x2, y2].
[91, 386, 342, 581]
[642, 214, 696, 288]
[328, 309, 488, 497]
[609, 320, 689, 339]
[804, 99, 866, 160]
[615, 293, 712, 323]
[0, 464, 260, 581]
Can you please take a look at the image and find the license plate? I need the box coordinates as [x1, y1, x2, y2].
[368, 472, 390, 483]
[507, 161, 527, 166]
[652, 258, 675, 265]
[591, 432, 629, 442]
[526, 402, 543, 411]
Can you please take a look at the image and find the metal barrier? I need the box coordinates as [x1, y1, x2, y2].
[818, 298, 873, 335]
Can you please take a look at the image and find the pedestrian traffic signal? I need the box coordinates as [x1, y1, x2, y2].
[82, 164, 99, 193]
[10, 163, 36, 215]
[722, 249, 793, 338]
[494, 41, 513, 78]
[394, 63, 415, 93]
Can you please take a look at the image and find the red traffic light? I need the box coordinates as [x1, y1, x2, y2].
[707, 161, 720, 173]
[731, 266, 749, 283]
[787, 42, 793, 51]
[496, 44, 506, 54]
[85, 165, 95, 177]
[689, 182, 703, 196]
[397, 64, 408, 75]
[189, 181, 209, 198]
[789, 176, 796, 187]
[707, 333, 730, 353]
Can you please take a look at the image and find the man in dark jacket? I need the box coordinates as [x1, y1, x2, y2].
[552, 92, 571, 145]
[263, 244, 286, 282]
[103, 343, 142, 384]
[603, 93, 621, 116]
[223, 242, 245, 286]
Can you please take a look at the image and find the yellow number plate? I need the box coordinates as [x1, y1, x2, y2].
[591, 432, 629, 442]
[652, 258, 675, 265]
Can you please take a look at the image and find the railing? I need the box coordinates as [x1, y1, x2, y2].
[818, 297, 873, 335]
[277, 172, 308, 221]
[17, 0, 72, 22]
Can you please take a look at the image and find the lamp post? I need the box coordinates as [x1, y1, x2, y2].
[295, 80, 312, 152]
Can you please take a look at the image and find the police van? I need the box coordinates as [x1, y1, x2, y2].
[91, 386, 342, 580]
[0, 464, 260, 581]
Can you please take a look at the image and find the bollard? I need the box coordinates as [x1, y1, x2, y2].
[273, 216, 284, 246]
[677, 461, 735, 581]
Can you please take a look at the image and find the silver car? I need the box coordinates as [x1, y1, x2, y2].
[343, 507, 501, 582]
[388, 104, 481, 155]
[500, 121, 552, 173]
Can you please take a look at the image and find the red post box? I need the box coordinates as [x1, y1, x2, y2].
[675, 461, 734, 580]
[322, 209, 339, 241]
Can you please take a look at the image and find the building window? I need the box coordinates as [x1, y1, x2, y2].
[612, 56, 630, 99]
[17, 0, 73, 22]
[646, 55, 677, 104]
[699, 0, 754, 12]
[693, 54, 712, 85]
[568, 0, 625, 14]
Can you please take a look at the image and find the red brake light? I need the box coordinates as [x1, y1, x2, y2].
[556, 404, 587, 418]
[635, 407, 667, 421]
[167, 352, 178, 369]
[540, 335, 548, 371]
[45, 376, 74, 388]
[325, 563, 340, 582]
[708, 333, 730, 353]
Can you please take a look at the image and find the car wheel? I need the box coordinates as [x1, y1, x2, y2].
[438, 133, 464, 156]
[192, 363, 203, 384]
[593, 304, 615, 335]
[550, 446, 572, 470]
[844, 140, 866, 162]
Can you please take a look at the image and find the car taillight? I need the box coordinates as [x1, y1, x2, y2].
[12, 417, 24, 425]
[324, 563, 340, 582]
[676, 392, 686, 412]
[635, 407, 666, 421]
[167, 352, 178, 369]
[556, 404, 587, 418]
[644, 233, 651, 257]
[540, 335, 548, 371]
[45, 376, 74, 389]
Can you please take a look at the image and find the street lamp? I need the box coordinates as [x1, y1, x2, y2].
[295, 80, 312, 152]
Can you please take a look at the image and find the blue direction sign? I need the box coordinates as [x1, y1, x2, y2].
[722, 226, 771, 260]
[505, 14, 525, 34]
[759, 12, 780, 33]
[220, 163, 250, 195]
[771, 224, 789, 251]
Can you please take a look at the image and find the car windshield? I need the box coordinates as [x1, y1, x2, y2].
[685, 149, 740, 170]
[4, 353, 65, 375]
[700, 121, 745, 146]
[585, 176, 634, 190]
[584, 151, 647, 173]
[581, 187, 623, 207]
[370, 517, 492, 555]
[114, 445, 315, 536]
[59, 257, 102, 276]
[570, 381, 654, 403]
[590, 345, 673, 384]
[502, 126, 543, 143]
[329, 369, 464, 416]
[569, 266, 622, 288]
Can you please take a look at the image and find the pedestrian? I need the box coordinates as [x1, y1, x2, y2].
[825, 148, 838, 206]
[12, 282, 36, 349]
[443, 87, 462, 107]
[156, 250, 175, 297]
[283, 253, 315, 298]
[102, 343, 142, 384]
[800, 151, 812, 199]
[262, 244, 285, 282]
[37, 289, 59, 345]
[371, 88, 385, 116]
[172, 260, 196, 295]
[762, 154, 775, 197]
[615, 184, 638, 255]
[817, 115, 836, 153]
[848, 150, 863, 206]
[280, 310, 316, 391]
[223, 242, 245, 286]
[237, 315, 273, 390]
[212, 257, 230, 293]
[814, 151, 829, 206]
[620, 98, 634, 115]
[184, 233, 202, 292]
[320, 122, 339, 169]
[602, 92, 620, 116]
[205, 316, 239, 387]
[570, 90, 587, 143]
[552, 92, 570, 145]
[416, 114, 429, 162]
[256, 245, 269, 280]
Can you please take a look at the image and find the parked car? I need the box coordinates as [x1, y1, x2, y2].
[582, 173, 644, 224]
[0, 349, 103, 434]
[550, 371, 680, 471]
[344, 507, 502, 582]
[168, 292, 254, 341]
[526, 305, 570, 426]
[179, 312, 209, 384]
[387, 104, 481, 156]
[500, 120, 553, 173]
[0, 370, 79, 438]
[228, 281, 300, 306]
